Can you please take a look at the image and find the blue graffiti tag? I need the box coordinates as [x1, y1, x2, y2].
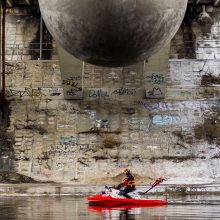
[152, 115, 185, 125]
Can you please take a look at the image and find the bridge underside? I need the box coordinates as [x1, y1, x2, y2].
[4, 0, 220, 7]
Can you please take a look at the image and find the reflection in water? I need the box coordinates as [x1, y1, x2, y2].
[89, 205, 162, 220]
[0, 195, 219, 219]
[88, 202, 220, 220]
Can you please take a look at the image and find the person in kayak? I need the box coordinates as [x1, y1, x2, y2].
[115, 168, 136, 199]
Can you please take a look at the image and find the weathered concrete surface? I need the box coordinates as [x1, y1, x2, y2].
[1, 5, 220, 185]
[5, 7, 57, 61]
[39, 0, 187, 66]
[0, 102, 14, 172]
[170, 5, 220, 60]
[2, 93, 220, 184]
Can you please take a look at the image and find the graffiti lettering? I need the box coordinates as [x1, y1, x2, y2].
[89, 89, 109, 98]
[59, 136, 79, 145]
[7, 88, 44, 98]
[48, 145, 77, 156]
[113, 87, 136, 95]
[95, 119, 109, 129]
[152, 115, 186, 125]
[138, 101, 160, 111]
[60, 105, 88, 114]
[49, 88, 62, 96]
[62, 78, 79, 88]
[145, 73, 164, 84]
[138, 101, 174, 112]
[147, 88, 163, 97]
[66, 88, 82, 96]
[79, 144, 89, 150]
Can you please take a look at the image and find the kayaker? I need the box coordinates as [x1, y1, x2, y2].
[115, 168, 136, 198]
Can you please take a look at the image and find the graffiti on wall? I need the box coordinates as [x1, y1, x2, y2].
[113, 88, 136, 96]
[66, 88, 82, 97]
[7, 88, 44, 98]
[145, 73, 164, 85]
[147, 88, 163, 96]
[88, 88, 138, 99]
[145, 72, 165, 98]
[89, 89, 110, 98]
[6, 87, 64, 99]
[62, 77, 79, 88]
[59, 136, 79, 145]
[152, 115, 187, 125]
[62, 76, 83, 100]
[49, 88, 62, 96]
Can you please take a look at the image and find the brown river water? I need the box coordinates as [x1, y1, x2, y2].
[0, 195, 220, 220]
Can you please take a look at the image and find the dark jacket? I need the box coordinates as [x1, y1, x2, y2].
[116, 171, 136, 190]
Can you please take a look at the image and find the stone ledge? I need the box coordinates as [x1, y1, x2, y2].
[0, 184, 220, 196]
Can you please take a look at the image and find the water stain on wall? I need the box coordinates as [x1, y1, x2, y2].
[201, 75, 220, 86]
[194, 113, 220, 145]
[0, 101, 14, 171]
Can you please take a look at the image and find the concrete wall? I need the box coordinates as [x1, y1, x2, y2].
[5, 7, 57, 61]
[0, 5, 220, 184]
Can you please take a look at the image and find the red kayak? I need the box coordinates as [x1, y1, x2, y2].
[87, 194, 168, 206]
[88, 178, 168, 206]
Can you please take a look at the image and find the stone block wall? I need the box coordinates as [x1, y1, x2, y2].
[5, 7, 57, 61]
[0, 4, 219, 184]
[170, 5, 220, 60]
[2, 59, 219, 184]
